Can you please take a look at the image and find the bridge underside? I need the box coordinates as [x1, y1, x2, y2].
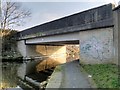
[25, 32, 80, 45]
[26, 40, 79, 45]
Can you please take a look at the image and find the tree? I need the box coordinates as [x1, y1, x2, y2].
[2, 30, 17, 57]
[0, 1, 31, 60]
[0, 0, 31, 36]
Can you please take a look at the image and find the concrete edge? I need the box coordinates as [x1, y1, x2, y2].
[45, 65, 62, 89]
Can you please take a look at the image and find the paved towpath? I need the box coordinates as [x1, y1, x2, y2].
[60, 60, 91, 88]
[46, 60, 93, 89]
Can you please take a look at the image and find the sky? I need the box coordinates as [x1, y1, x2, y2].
[7, 0, 120, 31]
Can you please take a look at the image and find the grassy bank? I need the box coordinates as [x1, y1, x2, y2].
[81, 64, 120, 88]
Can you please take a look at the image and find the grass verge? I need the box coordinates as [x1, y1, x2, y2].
[81, 64, 120, 88]
[54, 65, 62, 72]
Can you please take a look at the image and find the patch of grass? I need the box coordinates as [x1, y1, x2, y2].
[81, 64, 120, 88]
[54, 65, 61, 72]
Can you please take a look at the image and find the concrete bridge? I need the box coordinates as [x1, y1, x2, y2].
[17, 3, 120, 65]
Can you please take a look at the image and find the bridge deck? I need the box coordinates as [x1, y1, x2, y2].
[17, 3, 114, 40]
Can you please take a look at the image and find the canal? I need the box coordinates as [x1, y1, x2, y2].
[1, 60, 55, 89]
[2, 62, 22, 88]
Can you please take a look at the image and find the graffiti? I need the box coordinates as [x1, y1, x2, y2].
[81, 36, 112, 61]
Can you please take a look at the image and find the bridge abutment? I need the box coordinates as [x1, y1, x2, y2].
[79, 28, 114, 64]
[17, 40, 40, 58]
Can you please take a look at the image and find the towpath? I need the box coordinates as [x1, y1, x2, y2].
[46, 60, 92, 88]
[60, 60, 91, 88]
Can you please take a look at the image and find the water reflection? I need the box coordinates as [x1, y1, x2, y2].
[2, 62, 22, 88]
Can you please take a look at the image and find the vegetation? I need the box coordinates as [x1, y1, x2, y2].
[1, 1, 31, 36]
[54, 65, 62, 72]
[2, 30, 22, 60]
[81, 64, 120, 88]
[1, 1, 31, 60]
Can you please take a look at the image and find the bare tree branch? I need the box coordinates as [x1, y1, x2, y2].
[1, 0, 31, 36]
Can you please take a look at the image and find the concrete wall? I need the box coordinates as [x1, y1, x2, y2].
[17, 40, 27, 57]
[79, 27, 114, 64]
[17, 40, 40, 57]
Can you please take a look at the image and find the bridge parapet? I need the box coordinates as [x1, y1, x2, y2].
[17, 3, 114, 40]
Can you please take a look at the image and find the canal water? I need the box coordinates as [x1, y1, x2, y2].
[1, 59, 56, 89]
[2, 62, 22, 88]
